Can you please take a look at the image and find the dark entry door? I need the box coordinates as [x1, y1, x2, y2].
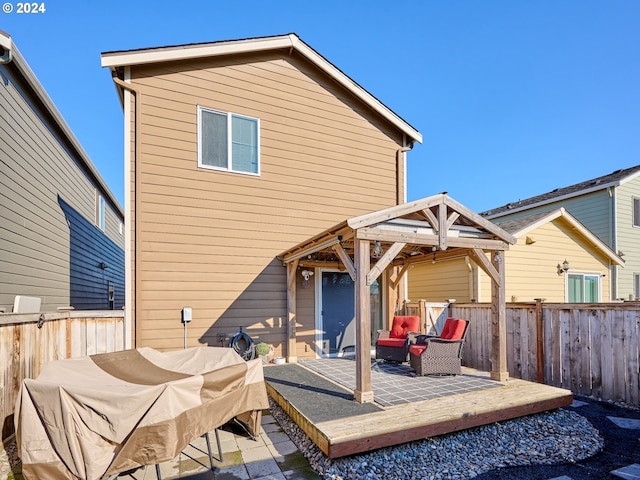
[320, 271, 355, 356]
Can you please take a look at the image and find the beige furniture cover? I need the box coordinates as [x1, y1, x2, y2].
[15, 347, 269, 480]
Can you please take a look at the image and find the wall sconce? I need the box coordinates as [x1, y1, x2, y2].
[557, 259, 570, 275]
[301, 269, 314, 289]
[372, 241, 384, 259]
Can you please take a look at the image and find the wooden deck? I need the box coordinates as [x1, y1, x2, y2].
[265, 364, 573, 459]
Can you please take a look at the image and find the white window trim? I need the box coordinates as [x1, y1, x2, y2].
[633, 197, 640, 228]
[566, 271, 602, 302]
[96, 192, 105, 231]
[197, 105, 260, 176]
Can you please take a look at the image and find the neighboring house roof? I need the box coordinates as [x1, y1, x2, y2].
[0, 30, 124, 218]
[101, 33, 422, 145]
[481, 164, 640, 219]
[495, 208, 624, 266]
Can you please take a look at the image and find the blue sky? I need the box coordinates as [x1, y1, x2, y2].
[3, 0, 639, 212]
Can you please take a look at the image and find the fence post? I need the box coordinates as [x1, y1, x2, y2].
[535, 298, 545, 383]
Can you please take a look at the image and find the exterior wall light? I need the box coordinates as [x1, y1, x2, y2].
[557, 259, 570, 275]
[301, 269, 314, 289]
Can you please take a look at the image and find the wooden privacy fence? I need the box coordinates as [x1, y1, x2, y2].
[429, 301, 638, 407]
[0, 311, 125, 439]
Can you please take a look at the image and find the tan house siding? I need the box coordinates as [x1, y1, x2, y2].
[124, 51, 406, 351]
[408, 257, 473, 303]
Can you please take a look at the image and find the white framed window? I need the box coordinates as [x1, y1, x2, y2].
[567, 273, 600, 302]
[96, 193, 105, 231]
[633, 197, 640, 227]
[634, 273, 640, 300]
[197, 106, 260, 175]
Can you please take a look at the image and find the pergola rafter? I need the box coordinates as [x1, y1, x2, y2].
[278, 193, 517, 402]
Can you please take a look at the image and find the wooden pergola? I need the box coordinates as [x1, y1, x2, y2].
[278, 193, 517, 403]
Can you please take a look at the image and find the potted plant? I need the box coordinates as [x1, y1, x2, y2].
[255, 342, 273, 364]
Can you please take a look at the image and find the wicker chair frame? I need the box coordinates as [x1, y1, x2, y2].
[409, 321, 469, 376]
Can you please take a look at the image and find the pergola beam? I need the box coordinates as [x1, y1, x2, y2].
[367, 242, 406, 285]
[332, 244, 356, 281]
[469, 248, 501, 286]
[356, 227, 509, 251]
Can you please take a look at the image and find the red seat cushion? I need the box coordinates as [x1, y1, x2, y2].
[390, 316, 421, 339]
[440, 318, 467, 340]
[377, 337, 407, 348]
[409, 344, 427, 356]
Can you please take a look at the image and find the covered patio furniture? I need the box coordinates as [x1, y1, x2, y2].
[409, 318, 469, 375]
[375, 315, 421, 362]
[15, 346, 269, 480]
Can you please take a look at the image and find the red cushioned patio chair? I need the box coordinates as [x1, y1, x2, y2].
[375, 315, 421, 363]
[409, 317, 469, 375]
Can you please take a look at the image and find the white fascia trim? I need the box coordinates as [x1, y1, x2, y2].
[0, 30, 11, 51]
[101, 34, 423, 144]
[101, 35, 293, 68]
[507, 209, 564, 238]
[292, 38, 422, 144]
[511, 207, 623, 266]
[618, 169, 640, 186]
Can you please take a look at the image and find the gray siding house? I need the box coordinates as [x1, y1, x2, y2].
[0, 31, 125, 312]
[481, 165, 640, 301]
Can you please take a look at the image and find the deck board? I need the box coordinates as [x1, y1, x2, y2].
[265, 364, 572, 458]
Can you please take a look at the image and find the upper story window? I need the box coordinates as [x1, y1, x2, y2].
[198, 106, 260, 175]
[96, 193, 105, 231]
[567, 273, 600, 302]
[633, 197, 640, 227]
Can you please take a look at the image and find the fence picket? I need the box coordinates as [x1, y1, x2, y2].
[589, 310, 603, 399]
[626, 310, 639, 405]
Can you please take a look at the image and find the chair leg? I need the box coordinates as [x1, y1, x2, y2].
[215, 428, 224, 462]
[204, 432, 214, 471]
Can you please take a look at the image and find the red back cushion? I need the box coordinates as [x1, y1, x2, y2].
[390, 316, 421, 339]
[440, 318, 467, 340]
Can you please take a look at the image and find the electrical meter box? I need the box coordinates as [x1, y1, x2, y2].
[181, 307, 192, 323]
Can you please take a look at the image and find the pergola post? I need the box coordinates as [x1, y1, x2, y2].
[490, 250, 508, 381]
[354, 239, 373, 403]
[286, 259, 299, 363]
